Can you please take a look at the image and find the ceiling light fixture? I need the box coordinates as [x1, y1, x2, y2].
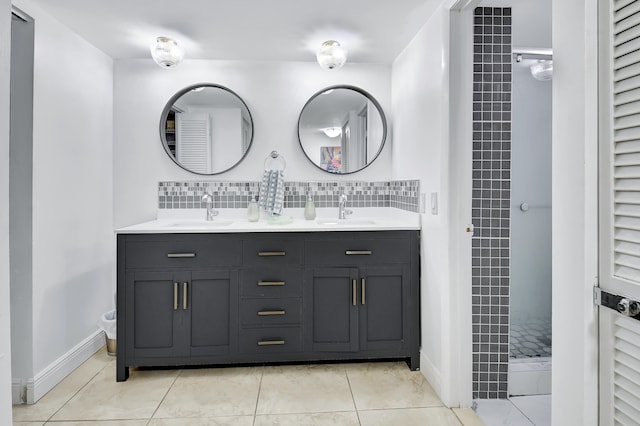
[316, 40, 347, 71]
[150, 36, 184, 69]
[322, 127, 342, 138]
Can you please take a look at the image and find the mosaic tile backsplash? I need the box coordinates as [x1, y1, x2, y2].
[471, 6, 512, 400]
[158, 180, 420, 213]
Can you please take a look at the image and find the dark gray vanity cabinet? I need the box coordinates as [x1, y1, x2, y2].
[117, 234, 241, 381]
[304, 233, 418, 369]
[117, 230, 420, 381]
[238, 236, 304, 357]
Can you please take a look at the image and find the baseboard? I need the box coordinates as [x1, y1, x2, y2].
[420, 350, 443, 402]
[13, 330, 105, 404]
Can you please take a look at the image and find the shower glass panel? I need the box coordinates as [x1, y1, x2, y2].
[509, 57, 552, 359]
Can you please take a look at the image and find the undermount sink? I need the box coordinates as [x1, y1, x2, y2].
[316, 217, 376, 226]
[164, 220, 234, 228]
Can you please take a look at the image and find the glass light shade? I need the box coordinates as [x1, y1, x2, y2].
[316, 40, 347, 70]
[322, 127, 342, 138]
[530, 60, 553, 81]
[150, 37, 184, 68]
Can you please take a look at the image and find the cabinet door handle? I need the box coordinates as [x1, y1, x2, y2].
[167, 253, 196, 258]
[182, 282, 188, 310]
[258, 340, 285, 346]
[258, 251, 286, 257]
[361, 278, 366, 305]
[173, 282, 179, 310]
[258, 310, 286, 316]
[258, 281, 285, 286]
[345, 250, 372, 255]
[352, 279, 357, 306]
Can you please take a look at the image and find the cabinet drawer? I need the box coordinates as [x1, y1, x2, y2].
[239, 327, 302, 354]
[124, 235, 241, 269]
[242, 238, 303, 265]
[240, 267, 302, 297]
[305, 236, 410, 265]
[240, 298, 301, 326]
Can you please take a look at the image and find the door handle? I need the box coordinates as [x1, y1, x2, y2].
[352, 279, 357, 306]
[182, 282, 188, 310]
[361, 278, 366, 305]
[345, 250, 372, 255]
[167, 253, 196, 258]
[173, 282, 179, 310]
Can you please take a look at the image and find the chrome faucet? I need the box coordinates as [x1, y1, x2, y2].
[338, 193, 353, 219]
[201, 193, 219, 221]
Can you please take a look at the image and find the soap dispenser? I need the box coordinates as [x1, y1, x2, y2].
[304, 192, 316, 220]
[247, 195, 260, 222]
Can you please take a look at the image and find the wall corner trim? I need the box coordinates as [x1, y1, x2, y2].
[17, 330, 105, 404]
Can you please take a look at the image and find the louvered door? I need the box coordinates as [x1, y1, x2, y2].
[176, 112, 212, 174]
[599, 0, 640, 424]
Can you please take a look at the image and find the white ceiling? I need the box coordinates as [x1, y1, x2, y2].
[24, 0, 440, 63]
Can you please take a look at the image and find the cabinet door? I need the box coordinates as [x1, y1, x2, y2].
[188, 269, 238, 356]
[125, 270, 189, 358]
[304, 268, 359, 352]
[359, 266, 410, 352]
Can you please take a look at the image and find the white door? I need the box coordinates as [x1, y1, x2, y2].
[176, 112, 212, 174]
[599, 0, 640, 423]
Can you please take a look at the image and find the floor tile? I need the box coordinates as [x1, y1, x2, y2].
[148, 416, 254, 426]
[50, 366, 178, 421]
[13, 348, 113, 422]
[12, 422, 45, 426]
[256, 364, 355, 414]
[473, 399, 534, 426]
[359, 407, 462, 426]
[510, 395, 551, 426]
[346, 362, 443, 410]
[254, 412, 360, 426]
[452, 407, 485, 426]
[153, 367, 262, 418]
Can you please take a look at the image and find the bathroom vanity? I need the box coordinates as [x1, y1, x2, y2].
[115, 212, 420, 382]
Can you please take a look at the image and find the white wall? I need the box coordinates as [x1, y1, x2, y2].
[391, 4, 452, 404]
[1, 0, 14, 420]
[12, 0, 115, 396]
[113, 60, 392, 228]
[551, 0, 599, 423]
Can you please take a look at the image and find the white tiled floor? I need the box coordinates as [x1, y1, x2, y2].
[474, 395, 551, 426]
[12, 348, 485, 426]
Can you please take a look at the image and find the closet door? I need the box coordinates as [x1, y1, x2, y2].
[599, 0, 640, 423]
[176, 112, 212, 174]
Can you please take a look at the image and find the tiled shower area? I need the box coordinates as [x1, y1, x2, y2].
[471, 6, 553, 401]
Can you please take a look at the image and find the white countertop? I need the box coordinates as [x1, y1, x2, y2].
[116, 208, 421, 234]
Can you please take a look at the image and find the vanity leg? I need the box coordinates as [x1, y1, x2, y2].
[116, 361, 129, 382]
[408, 354, 420, 371]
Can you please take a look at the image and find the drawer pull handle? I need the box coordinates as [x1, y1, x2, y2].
[258, 310, 286, 316]
[183, 282, 188, 310]
[173, 282, 179, 310]
[167, 253, 196, 258]
[258, 251, 286, 257]
[345, 250, 372, 255]
[258, 281, 285, 286]
[258, 340, 285, 346]
[352, 279, 357, 306]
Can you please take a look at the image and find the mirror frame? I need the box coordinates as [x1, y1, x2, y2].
[297, 84, 387, 175]
[159, 83, 254, 175]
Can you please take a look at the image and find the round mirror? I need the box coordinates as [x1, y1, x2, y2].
[297, 85, 387, 174]
[160, 83, 254, 175]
